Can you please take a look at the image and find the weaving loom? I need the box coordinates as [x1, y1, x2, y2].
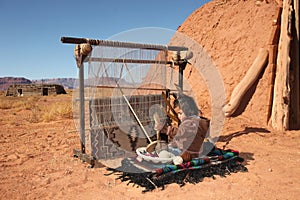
[61, 37, 247, 191]
[61, 37, 191, 168]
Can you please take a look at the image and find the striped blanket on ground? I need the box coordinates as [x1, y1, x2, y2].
[155, 148, 240, 175]
[105, 148, 248, 192]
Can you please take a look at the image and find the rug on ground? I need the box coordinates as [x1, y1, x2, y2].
[105, 148, 248, 192]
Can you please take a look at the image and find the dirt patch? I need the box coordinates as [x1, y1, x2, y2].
[0, 94, 299, 199]
[1, 0, 299, 199]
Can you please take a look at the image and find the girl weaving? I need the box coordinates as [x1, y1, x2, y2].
[157, 94, 213, 165]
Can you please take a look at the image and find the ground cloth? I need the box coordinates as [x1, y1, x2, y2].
[105, 148, 248, 192]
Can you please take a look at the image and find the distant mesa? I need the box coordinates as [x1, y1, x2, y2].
[0, 77, 77, 92]
[0, 77, 32, 91]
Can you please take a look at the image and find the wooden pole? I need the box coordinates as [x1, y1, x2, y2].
[61, 36, 188, 52]
[79, 58, 86, 154]
[266, 6, 282, 123]
[224, 48, 269, 117]
[270, 0, 293, 130]
[289, 0, 300, 129]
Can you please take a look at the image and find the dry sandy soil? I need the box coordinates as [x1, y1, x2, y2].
[0, 93, 299, 200]
[1, 0, 299, 199]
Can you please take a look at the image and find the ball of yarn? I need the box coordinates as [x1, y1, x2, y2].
[158, 150, 173, 158]
[74, 44, 81, 58]
[80, 43, 92, 55]
[172, 156, 183, 165]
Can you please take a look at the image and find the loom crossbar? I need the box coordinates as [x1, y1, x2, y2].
[87, 57, 168, 64]
[61, 36, 188, 52]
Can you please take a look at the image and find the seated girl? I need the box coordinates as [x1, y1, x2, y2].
[157, 94, 213, 165]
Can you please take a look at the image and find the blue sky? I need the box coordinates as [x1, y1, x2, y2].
[0, 0, 209, 80]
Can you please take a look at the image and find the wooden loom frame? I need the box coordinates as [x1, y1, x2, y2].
[61, 36, 190, 167]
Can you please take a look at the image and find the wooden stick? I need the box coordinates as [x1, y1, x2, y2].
[270, 0, 293, 130]
[224, 48, 269, 117]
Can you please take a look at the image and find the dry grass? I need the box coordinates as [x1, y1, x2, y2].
[0, 96, 40, 110]
[0, 101, 13, 109]
[42, 102, 73, 122]
[0, 93, 73, 123]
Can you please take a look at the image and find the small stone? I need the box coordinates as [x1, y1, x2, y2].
[255, 0, 263, 6]
[44, 177, 51, 185]
[64, 168, 73, 175]
[7, 154, 19, 161]
[268, 168, 273, 172]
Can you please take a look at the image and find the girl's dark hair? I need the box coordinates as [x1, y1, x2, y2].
[177, 94, 199, 116]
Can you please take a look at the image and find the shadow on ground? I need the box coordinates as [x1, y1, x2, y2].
[216, 127, 269, 165]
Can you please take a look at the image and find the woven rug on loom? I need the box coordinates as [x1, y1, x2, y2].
[105, 148, 248, 192]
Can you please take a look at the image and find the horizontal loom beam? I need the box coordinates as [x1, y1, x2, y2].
[86, 57, 187, 65]
[61, 36, 188, 52]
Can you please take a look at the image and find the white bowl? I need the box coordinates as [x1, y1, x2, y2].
[136, 147, 173, 164]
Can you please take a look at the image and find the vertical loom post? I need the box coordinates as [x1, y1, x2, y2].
[79, 62, 85, 154]
[178, 61, 188, 90]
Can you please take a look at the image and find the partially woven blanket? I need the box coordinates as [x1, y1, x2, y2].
[105, 148, 248, 192]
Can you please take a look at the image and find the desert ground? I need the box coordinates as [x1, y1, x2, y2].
[1, 0, 299, 199]
[0, 91, 299, 200]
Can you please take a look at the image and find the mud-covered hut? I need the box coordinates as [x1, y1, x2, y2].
[6, 84, 66, 96]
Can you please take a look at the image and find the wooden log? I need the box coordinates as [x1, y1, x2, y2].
[224, 48, 269, 117]
[290, 0, 300, 129]
[270, 0, 293, 130]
